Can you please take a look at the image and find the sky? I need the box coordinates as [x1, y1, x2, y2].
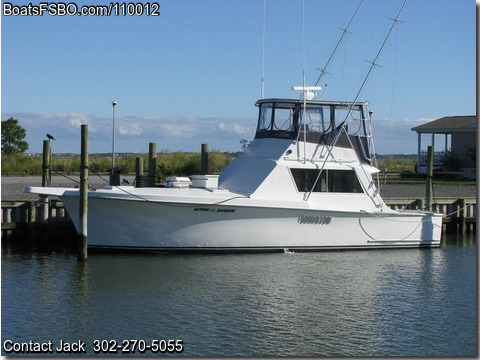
[1, 0, 476, 155]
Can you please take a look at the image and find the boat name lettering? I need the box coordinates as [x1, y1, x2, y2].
[194, 207, 235, 213]
[298, 214, 332, 225]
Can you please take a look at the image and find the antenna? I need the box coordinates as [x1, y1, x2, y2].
[111, 100, 117, 173]
[301, 0, 306, 93]
[261, 0, 266, 98]
[314, 0, 364, 87]
[292, 0, 324, 100]
[301, 0, 307, 162]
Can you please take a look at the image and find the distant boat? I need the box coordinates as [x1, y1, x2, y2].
[26, 91, 442, 251]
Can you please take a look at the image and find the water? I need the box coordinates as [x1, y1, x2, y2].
[2, 234, 476, 357]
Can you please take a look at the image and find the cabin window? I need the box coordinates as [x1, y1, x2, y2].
[290, 168, 363, 193]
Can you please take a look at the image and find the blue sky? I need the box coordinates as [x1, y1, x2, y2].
[1, 0, 476, 154]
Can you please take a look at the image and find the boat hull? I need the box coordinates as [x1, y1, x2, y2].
[62, 196, 443, 251]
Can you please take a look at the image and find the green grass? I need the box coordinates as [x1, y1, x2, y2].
[1, 152, 236, 182]
[375, 155, 417, 173]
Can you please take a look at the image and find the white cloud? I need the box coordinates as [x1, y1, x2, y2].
[2, 110, 433, 154]
[2, 111, 257, 153]
[68, 117, 84, 129]
[216, 120, 252, 135]
[119, 122, 143, 136]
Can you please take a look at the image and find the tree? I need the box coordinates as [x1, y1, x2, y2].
[1, 118, 28, 154]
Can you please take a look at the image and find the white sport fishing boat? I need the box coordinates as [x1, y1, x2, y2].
[26, 0, 443, 251]
[26, 89, 443, 251]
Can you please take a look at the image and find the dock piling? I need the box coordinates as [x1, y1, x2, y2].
[458, 198, 466, 234]
[41, 140, 51, 223]
[42, 140, 51, 187]
[201, 143, 209, 175]
[135, 156, 145, 187]
[78, 124, 89, 261]
[425, 145, 434, 211]
[148, 142, 157, 187]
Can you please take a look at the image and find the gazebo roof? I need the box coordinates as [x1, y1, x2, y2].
[411, 116, 476, 134]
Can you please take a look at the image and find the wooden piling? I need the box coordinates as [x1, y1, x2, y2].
[148, 142, 157, 187]
[78, 124, 89, 261]
[458, 198, 466, 234]
[136, 156, 144, 176]
[425, 145, 434, 211]
[135, 156, 145, 187]
[201, 143, 209, 175]
[41, 140, 51, 223]
[27, 201, 36, 239]
[42, 140, 51, 187]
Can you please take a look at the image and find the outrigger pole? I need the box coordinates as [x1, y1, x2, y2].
[306, 0, 408, 200]
[314, 0, 364, 88]
[293, 0, 364, 161]
[349, 0, 407, 109]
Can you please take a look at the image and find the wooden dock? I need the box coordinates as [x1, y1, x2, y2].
[1, 197, 476, 247]
[1, 199, 76, 247]
[384, 197, 476, 234]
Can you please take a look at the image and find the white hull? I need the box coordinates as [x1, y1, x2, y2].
[61, 196, 442, 251]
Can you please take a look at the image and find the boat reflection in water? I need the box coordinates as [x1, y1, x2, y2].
[2, 234, 475, 356]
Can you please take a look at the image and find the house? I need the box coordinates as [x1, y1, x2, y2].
[411, 115, 476, 178]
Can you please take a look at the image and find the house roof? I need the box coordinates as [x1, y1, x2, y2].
[411, 116, 477, 134]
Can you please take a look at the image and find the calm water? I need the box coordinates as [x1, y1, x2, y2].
[1, 234, 476, 357]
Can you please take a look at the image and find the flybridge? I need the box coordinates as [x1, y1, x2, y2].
[253, 97, 373, 164]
